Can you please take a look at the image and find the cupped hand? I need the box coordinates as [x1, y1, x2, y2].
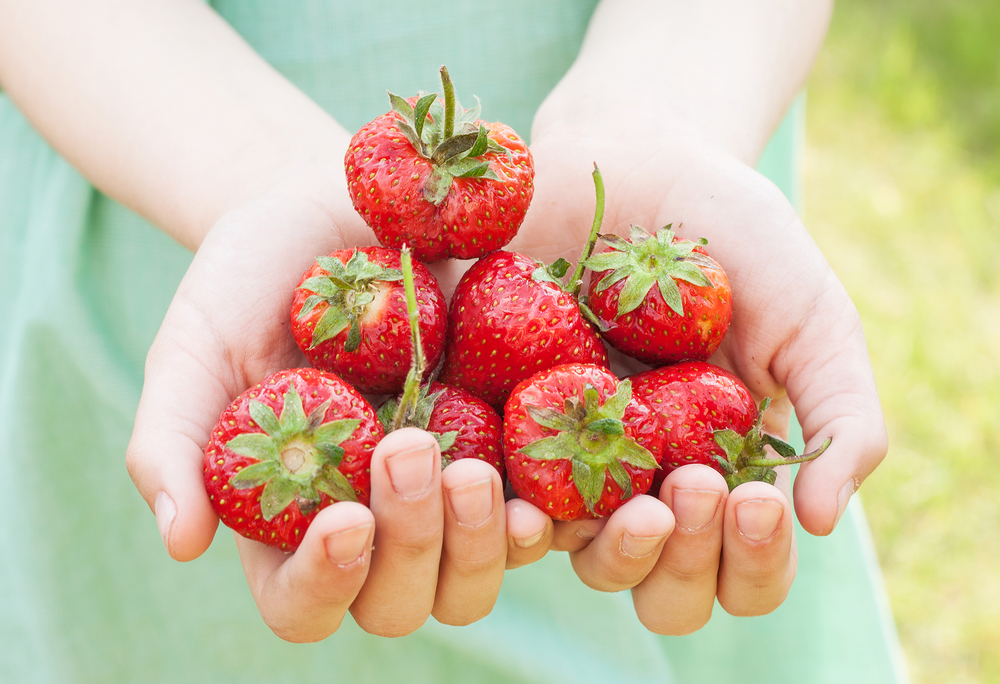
[500, 92, 888, 632]
[125, 168, 507, 641]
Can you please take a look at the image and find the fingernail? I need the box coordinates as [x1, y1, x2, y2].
[835, 479, 856, 528]
[385, 443, 436, 499]
[154, 491, 176, 552]
[735, 499, 784, 541]
[324, 523, 373, 568]
[620, 531, 664, 559]
[447, 477, 494, 528]
[514, 530, 545, 549]
[671, 488, 723, 532]
[575, 520, 604, 541]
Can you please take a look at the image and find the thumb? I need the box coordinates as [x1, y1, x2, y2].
[125, 322, 231, 561]
[776, 292, 888, 536]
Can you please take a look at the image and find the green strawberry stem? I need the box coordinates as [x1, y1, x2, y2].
[440, 65, 455, 139]
[568, 163, 607, 298]
[743, 437, 833, 469]
[393, 246, 424, 432]
[379, 246, 460, 452]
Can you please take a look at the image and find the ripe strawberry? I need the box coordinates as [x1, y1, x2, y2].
[438, 166, 611, 409]
[581, 225, 732, 366]
[379, 382, 505, 480]
[346, 66, 534, 262]
[203, 368, 382, 551]
[503, 363, 664, 521]
[290, 246, 446, 395]
[376, 246, 505, 479]
[630, 361, 830, 492]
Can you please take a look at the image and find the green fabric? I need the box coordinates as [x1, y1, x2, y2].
[0, 3, 907, 682]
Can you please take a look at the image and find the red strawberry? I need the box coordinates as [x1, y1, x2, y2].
[346, 66, 534, 262]
[438, 166, 611, 409]
[582, 225, 732, 366]
[379, 382, 505, 480]
[203, 368, 382, 551]
[376, 247, 505, 479]
[630, 361, 830, 492]
[290, 246, 446, 395]
[503, 363, 664, 521]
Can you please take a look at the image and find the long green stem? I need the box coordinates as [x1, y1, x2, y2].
[394, 246, 424, 432]
[744, 437, 833, 468]
[440, 65, 455, 139]
[569, 163, 606, 297]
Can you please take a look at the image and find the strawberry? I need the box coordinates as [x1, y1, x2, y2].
[503, 363, 664, 521]
[630, 361, 830, 492]
[346, 66, 534, 262]
[203, 368, 382, 551]
[376, 247, 505, 479]
[290, 246, 446, 395]
[437, 166, 611, 409]
[379, 382, 505, 480]
[581, 225, 732, 366]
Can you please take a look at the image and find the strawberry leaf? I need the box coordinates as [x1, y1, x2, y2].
[435, 430, 459, 454]
[230, 459, 282, 489]
[713, 429, 745, 463]
[762, 433, 798, 459]
[313, 418, 363, 451]
[616, 271, 657, 315]
[310, 306, 351, 348]
[315, 465, 359, 503]
[260, 477, 299, 521]
[278, 387, 307, 437]
[655, 275, 684, 316]
[518, 433, 576, 461]
[526, 405, 579, 433]
[413, 93, 438, 140]
[607, 458, 633, 499]
[611, 438, 658, 470]
[585, 418, 625, 435]
[573, 459, 605, 514]
[248, 400, 282, 438]
[226, 433, 280, 463]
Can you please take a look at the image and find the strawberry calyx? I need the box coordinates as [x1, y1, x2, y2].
[295, 248, 403, 352]
[377, 246, 459, 453]
[226, 386, 361, 520]
[711, 397, 833, 491]
[518, 378, 658, 514]
[582, 224, 718, 319]
[388, 65, 512, 206]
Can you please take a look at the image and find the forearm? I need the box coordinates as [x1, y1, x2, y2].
[536, 0, 833, 164]
[0, 0, 351, 249]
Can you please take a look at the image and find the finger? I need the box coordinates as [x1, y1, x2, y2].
[772, 286, 888, 536]
[716, 481, 796, 617]
[505, 498, 554, 569]
[631, 465, 727, 635]
[551, 517, 608, 553]
[125, 329, 231, 562]
[568, 495, 675, 592]
[432, 459, 507, 625]
[349, 428, 443, 637]
[237, 501, 374, 642]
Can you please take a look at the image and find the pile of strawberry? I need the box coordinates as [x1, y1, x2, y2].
[203, 67, 829, 552]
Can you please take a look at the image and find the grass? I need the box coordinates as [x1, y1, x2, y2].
[804, 1, 1000, 681]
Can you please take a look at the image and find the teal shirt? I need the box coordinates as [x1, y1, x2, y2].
[0, 3, 906, 682]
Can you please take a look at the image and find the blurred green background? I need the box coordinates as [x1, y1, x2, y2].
[804, 1, 1000, 682]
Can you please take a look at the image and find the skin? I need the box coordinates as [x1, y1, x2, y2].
[0, 0, 886, 640]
